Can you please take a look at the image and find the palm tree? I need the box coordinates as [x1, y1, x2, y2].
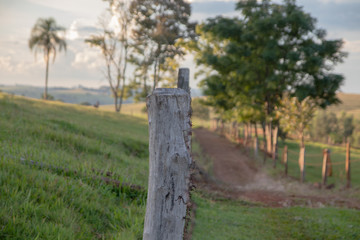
[29, 18, 66, 100]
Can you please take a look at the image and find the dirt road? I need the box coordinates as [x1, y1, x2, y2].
[193, 127, 360, 209]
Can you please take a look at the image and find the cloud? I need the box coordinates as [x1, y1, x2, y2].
[0, 55, 42, 73]
[71, 47, 102, 70]
[27, 0, 107, 17]
[66, 19, 100, 40]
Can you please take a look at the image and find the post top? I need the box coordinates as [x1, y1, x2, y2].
[152, 88, 188, 96]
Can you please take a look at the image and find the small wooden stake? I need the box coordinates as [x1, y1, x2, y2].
[177, 68, 190, 93]
[283, 145, 288, 176]
[322, 149, 329, 187]
[299, 147, 305, 183]
[346, 142, 351, 188]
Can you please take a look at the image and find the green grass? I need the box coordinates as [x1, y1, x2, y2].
[0, 93, 149, 239]
[2, 93, 360, 239]
[192, 194, 360, 240]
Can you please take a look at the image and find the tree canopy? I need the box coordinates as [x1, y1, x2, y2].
[192, 0, 347, 120]
[130, 0, 197, 91]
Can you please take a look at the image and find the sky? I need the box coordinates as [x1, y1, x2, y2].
[0, 0, 359, 93]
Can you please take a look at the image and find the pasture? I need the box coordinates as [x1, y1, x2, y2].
[1, 93, 360, 239]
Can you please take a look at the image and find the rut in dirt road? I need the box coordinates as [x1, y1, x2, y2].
[194, 128, 264, 187]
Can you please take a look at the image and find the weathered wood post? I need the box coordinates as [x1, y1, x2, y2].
[299, 147, 305, 183]
[143, 68, 192, 240]
[322, 149, 329, 187]
[178, 68, 192, 153]
[346, 142, 351, 188]
[283, 145, 288, 176]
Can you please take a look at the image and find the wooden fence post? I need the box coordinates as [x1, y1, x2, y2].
[322, 149, 329, 187]
[299, 147, 305, 183]
[143, 71, 192, 240]
[178, 68, 192, 153]
[346, 142, 351, 188]
[283, 145, 288, 176]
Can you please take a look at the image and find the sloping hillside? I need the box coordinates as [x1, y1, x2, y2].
[0, 93, 149, 239]
[328, 93, 360, 118]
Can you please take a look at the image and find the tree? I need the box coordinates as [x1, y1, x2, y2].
[190, 0, 347, 154]
[339, 112, 355, 144]
[277, 94, 316, 148]
[86, 0, 132, 112]
[130, 0, 196, 91]
[29, 18, 66, 100]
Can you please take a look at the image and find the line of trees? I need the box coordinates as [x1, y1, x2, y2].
[310, 111, 358, 146]
[187, 0, 347, 157]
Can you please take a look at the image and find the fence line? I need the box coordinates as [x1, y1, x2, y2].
[210, 123, 360, 187]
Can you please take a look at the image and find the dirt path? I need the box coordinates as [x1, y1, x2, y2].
[193, 127, 360, 209]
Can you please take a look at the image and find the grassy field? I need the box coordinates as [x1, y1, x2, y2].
[1, 93, 360, 239]
[192, 193, 360, 240]
[0, 93, 148, 239]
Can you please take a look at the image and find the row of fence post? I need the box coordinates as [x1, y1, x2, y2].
[282, 142, 351, 188]
[211, 118, 353, 188]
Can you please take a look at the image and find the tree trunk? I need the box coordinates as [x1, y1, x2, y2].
[266, 122, 273, 155]
[153, 58, 158, 91]
[262, 122, 267, 163]
[143, 88, 191, 240]
[272, 125, 279, 168]
[299, 146, 305, 183]
[300, 131, 305, 148]
[44, 54, 50, 100]
[254, 123, 259, 157]
[114, 93, 120, 112]
[322, 149, 329, 186]
[118, 46, 129, 113]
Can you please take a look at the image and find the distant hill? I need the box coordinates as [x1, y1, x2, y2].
[0, 85, 116, 105]
[327, 93, 360, 118]
[0, 85, 204, 105]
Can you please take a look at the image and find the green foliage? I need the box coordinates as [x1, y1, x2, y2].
[310, 111, 355, 145]
[277, 95, 316, 146]
[28, 18, 66, 62]
[29, 17, 66, 100]
[192, 98, 210, 120]
[0, 93, 149, 238]
[130, 0, 196, 90]
[190, 0, 346, 125]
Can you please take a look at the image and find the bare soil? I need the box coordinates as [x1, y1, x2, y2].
[193, 127, 360, 209]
